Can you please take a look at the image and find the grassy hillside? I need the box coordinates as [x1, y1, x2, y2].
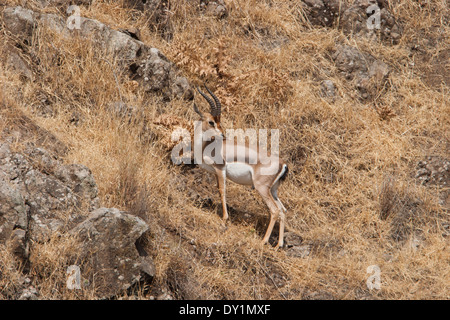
[1, 0, 449, 299]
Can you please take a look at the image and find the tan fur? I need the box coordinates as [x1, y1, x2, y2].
[195, 101, 288, 248]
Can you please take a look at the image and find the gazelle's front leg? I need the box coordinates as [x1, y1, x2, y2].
[215, 168, 228, 221]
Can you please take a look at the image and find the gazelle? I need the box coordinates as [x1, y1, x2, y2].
[193, 85, 289, 248]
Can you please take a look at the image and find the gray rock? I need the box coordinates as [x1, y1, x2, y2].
[332, 44, 390, 99]
[18, 286, 39, 300]
[203, 0, 228, 19]
[283, 232, 311, 258]
[0, 137, 153, 298]
[283, 232, 303, 247]
[80, 17, 144, 62]
[0, 141, 100, 252]
[70, 208, 151, 298]
[286, 244, 311, 258]
[30, 12, 145, 63]
[0, 174, 28, 243]
[301, 0, 402, 44]
[53, 163, 100, 211]
[138, 48, 172, 93]
[173, 76, 194, 100]
[139, 255, 156, 279]
[301, 0, 341, 27]
[320, 80, 336, 99]
[2, 6, 36, 41]
[136, 47, 193, 99]
[3, 5, 192, 100]
[340, 0, 403, 44]
[5, 49, 33, 80]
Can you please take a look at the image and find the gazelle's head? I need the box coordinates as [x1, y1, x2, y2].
[193, 85, 224, 140]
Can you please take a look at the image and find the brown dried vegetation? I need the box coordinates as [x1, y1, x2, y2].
[0, 0, 449, 299]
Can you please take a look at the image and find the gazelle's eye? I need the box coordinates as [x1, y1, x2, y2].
[208, 121, 215, 126]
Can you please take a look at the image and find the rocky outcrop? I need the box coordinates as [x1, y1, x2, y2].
[2, 6, 37, 42]
[0, 139, 154, 298]
[2, 6, 192, 100]
[302, 0, 402, 44]
[0, 142, 100, 261]
[135, 47, 192, 97]
[70, 207, 153, 298]
[3, 45, 34, 80]
[0, 107, 155, 298]
[298, 1, 395, 99]
[340, 0, 402, 44]
[332, 44, 390, 99]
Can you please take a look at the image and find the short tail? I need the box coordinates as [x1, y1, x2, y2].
[279, 164, 288, 181]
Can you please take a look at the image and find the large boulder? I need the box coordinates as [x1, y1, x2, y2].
[0, 171, 29, 260]
[0, 142, 100, 263]
[135, 47, 192, 99]
[0, 141, 154, 298]
[70, 207, 153, 298]
[2, 6, 37, 42]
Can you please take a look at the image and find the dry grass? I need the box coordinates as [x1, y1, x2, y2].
[1, 0, 449, 299]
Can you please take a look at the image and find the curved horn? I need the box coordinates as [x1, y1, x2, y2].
[196, 86, 217, 116]
[204, 84, 221, 117]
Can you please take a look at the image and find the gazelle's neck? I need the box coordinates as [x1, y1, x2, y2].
[193, 129, 204, 165]
[193, 127, 226, 167]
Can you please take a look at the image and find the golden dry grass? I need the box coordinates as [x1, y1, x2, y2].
[1, 0, 449, 299]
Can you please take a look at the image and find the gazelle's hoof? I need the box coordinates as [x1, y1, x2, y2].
[274, 243, 284, 250]
[219, 224, 228, 232]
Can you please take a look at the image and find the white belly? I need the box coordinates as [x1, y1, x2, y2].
[225, 162, 253, 185]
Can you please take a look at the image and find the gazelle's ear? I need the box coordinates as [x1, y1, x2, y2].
[193, 103, 203, 119]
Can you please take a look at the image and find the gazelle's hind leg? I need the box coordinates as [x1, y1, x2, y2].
[271, 181, 287, 213]
[270, 182, 286, 248]
[255, 185, 285, 249]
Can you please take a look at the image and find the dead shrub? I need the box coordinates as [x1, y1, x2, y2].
[378, 175, 429, 242]
[166, 257, 204, 300]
